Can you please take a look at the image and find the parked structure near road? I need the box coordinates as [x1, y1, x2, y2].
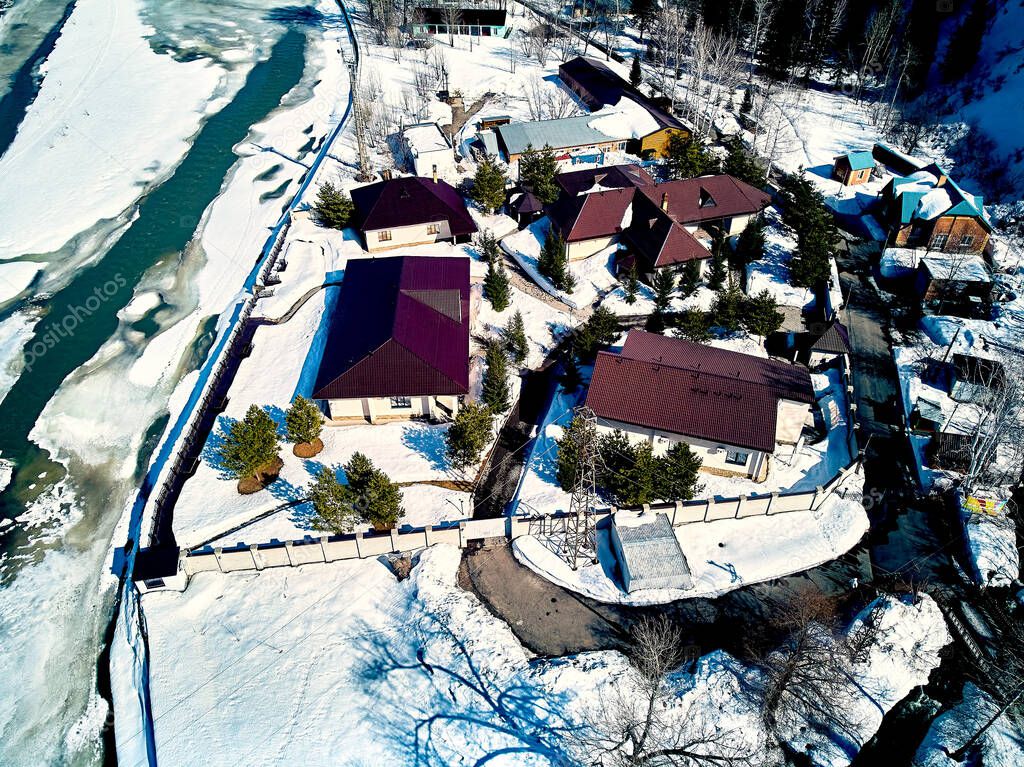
[610, 511, 693, 593]
[312, 256, 470, 422]
[558, 56, 689, 157]
[402, 122, 455, 178]
[879, 162, 992, 255]
[832, 151, 875, 186]
[351, 175, 477, 252]
[585, 331, 815, 481]
[547, 166, 770, 276]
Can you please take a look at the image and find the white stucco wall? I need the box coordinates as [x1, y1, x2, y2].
[324, 395, 460, 422]
[364, 219, 454, 252]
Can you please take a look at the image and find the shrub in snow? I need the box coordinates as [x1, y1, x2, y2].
[445, 401, 494, 471]
[710, 278, 745, 331]
[744, 289, 784, 338]
[311, 180, 354, 229]
[217, 405, 282, 494]
[285, 395, 323, 457]
[341, 451, 404, 531]
[675, 308, 712, 342]
[574, 306, 621, 361]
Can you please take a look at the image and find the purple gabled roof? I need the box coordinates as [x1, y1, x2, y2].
[350, 176, 478, 237]
[312, 256, 470, 400]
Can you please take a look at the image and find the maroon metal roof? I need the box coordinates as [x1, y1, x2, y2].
[549, 187, 634, 242]
[624, 192, 710, 268]
[350, 176, 478, 237]
[312, 256, 470, 400]
[585, 331, 813, 453]
[554, 164, 654, 197]
[636, 175, 771, 226]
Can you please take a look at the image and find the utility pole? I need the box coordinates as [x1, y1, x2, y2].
[563, 406, 599, 569]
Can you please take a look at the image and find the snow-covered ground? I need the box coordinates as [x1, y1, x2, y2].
[141, 543, 948, 767]
[915, 683, 1024, 767]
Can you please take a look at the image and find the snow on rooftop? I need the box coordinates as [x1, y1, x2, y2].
[586, 97, 660, 140]
[916, 187, 954, 220]
[920, 252, 990, 283]
[403, 122, 450, 154]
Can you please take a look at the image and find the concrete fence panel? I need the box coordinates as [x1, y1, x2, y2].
[769, 492, 817, 513]
[739, 495, 773, 518]
[706, 497, 740, 521]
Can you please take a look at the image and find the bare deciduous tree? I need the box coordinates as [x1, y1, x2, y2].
[571, 615, 751, 766]
[523, 76, 580, 121]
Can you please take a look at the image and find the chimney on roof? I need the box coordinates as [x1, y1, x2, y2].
[661, 192, 669, 212]
[432, 164, 438, 184]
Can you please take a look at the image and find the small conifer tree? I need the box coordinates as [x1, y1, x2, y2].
[503, 310, 528, 366]
[285, 396, 323, 454]
[470, 157, 508, 213]
[312, 181, 354, 229]
[219, 405, 281, 488]
[481, 339, 512, 412]
[445, 401, 494, 471]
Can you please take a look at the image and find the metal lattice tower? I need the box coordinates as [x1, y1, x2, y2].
[563, 406, 599, 570]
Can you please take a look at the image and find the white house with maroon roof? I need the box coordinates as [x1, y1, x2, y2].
[585, 331, 815, 481]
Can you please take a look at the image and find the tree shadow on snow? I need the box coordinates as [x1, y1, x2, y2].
[400, 422, 450, 473]
[348, 607, 582, 766]
[202, 415, 237, 480]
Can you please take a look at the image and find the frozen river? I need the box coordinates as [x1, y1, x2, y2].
[0, 0, 345, 762]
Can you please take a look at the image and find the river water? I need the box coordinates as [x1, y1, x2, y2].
[0, 1, 324, 762]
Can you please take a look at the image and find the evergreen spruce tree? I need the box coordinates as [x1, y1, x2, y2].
[651, 269, 675, 314]
[711, 278, 745, 332]
[732, 216, 766, 270]
[343, 451, 376, 495]
[629, 55, 643, 88]
[707, 244, 728, 290]
[790, 222, 835, 288]
[623, 264, 640, 305]
[666, 133, 718, 180]
[309, 468, 356, 534]
[518, 145, 560, 204]
[678, 260, 700, 297]
[362, 471, 404, 530]
[483, 259, 511, 312]
[312, 181, 354, 229]
[470, 156, 508, 213]
[481, 339, 512, 412]
[285, 395, 323, 456]
[575, 306, 621, 361]
[477, 229, 501, 264]
[598, 430, 657, 506]
[445, 401, 494, 471]
[744, 289, 784, 338]
[674, 308, 712, 342]
[653, 442, 703, 501]
[219, 405, 281, 491]
[503, 310, 528, 366]
[558, 351, 583, 394]
[538, 227, 575, 292]
[722, 137, 764, 186]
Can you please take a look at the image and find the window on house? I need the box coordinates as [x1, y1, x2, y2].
[960, 234, 975, 248]
[931, 233, 949, 250]
[725, 450, 749, 466]
[427, 223, 441, 235]
[377, 230, 392, 242]
[389, 396, 412, 409]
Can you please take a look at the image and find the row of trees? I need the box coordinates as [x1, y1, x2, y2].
[556, 416, 703, 506]
[665, 134, 764, 185]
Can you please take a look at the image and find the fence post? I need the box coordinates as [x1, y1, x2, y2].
[285, 541, 297, 567]
[458, 521, 467, 549]
[812, 485, 826, 510]
[672, 501, 681, 526]
[735, 495, 746, 518]
[213, 547, 225, 573]
[389, 528, 400, 553]
[704, 497, 715, 522]
[354, 532, 363, 559]
[319, 536, 330, 563]
[424, 526, 434, 547]
[250, 545, 264, 571]
[767, 492, 778, 514]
